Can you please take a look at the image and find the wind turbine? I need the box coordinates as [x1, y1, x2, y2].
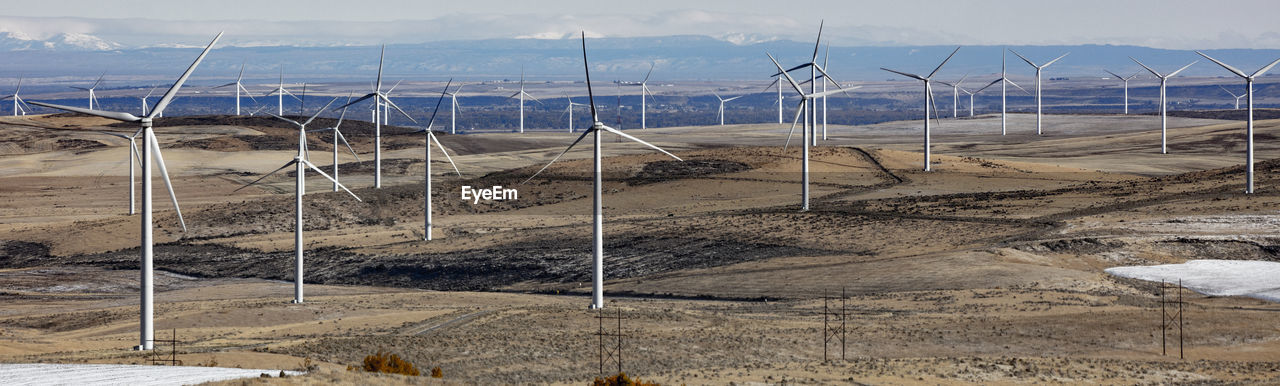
[627, 64, 658, 129]
[1, 78, 31, 116]
[988, 49, 1030, 135]
[28, 32, 220, 351]
[1103, 69, 1141, 114]
[306, 94, 361, 193]
[96, 131, 142, 215]
[774, 53, 855, 211]
[70, 72, 106, 110]
[973, 75, 1027, 122]
[1195, 51, 1280, 194]
[522, 32, 683, 310]
[774, 20, 828, 147]
[334, 45, 417, 189]
[959, 86, 975, 117]
[404, 78, 462, 241]
[1218, 85, 1246, 110]
[510, 67, 542, 133]
[137, 86, 157, 116]
[214, 60, 258, 115]
[881, 47, 959, 172]
[1010, 50, 1069, 135]
[764, 78, 784, 124]
[561, 94, 588, 133]
[1131, 57, 1196, 154]
[237, 97, 361, 304]
[936, 73, 969, 118]
[713, 93, 744, 125]
[264, 66, 300, 116]
[446, 83, 465, 134]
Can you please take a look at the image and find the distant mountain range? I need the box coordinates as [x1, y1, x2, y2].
[2, 31, 1279, 82]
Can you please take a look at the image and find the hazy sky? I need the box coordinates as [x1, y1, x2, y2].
[2, 0, 1278, 49]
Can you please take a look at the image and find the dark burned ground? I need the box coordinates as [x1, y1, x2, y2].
[0, 236, 831, 292]
[1168, 108, 1280, 121]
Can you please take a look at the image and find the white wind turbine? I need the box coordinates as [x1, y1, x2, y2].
[1, 78, 31, 116]
[775, 20, 829, 147]
[1218, 85, 1246, 110]
[1131, 57, 1196, 154]
[936, 73, 969, 118]
[446, 83, 465, 134]
[405, 78, 462, 241]
[713, 93, 744, 125]
[881, 47, 959, 171]
[1195, 51, 1280, 194]
[264, 66, 301, 116]
[774, 53, 855, 211]
[509, 67, 542, 133]
[989, 49, 1030, 135]
[561, 94, 588, 133]
[237, 97, 362, 304]
[96, 130, 142, 215]
[972, 75, 1027, 122]
[522, 32, 684, 310]
[335, 45, 417, 189]
[1103, 69, 1141, 114]
[136, 86, 157, 116]
[628, 64, 658, 129]
[214, 60, 258, 115]
[70, 72, 106, 110]
[959, 86, 975, 117]
[29, 32, 220, 351]
[1010, 50, 1069, 135]
[306, 94, 362, 192]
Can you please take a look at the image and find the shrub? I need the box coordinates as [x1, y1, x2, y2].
[362, 351, 421, 376]
[430, 366, 443, 378]
[591, 372, 659, 386]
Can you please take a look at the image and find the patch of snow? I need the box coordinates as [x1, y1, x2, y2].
[1105, 259, 1280, 302]
[0, 363, 301, 385]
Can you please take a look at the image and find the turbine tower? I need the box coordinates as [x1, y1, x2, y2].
[881, 47, 959, 171]
[764, 78, 784, 124]
[214, 60, 257, 115]
[2, 78, 31, 116]
[509, 67, 542, 133]
[70, 72, 106, 110]
[773, 53, 854, 211]
[1131, 57, 1196, 154]
[1218, 85, 1246, 110]
[446, 84, 465, 134]
[992, 50, 1030, 135]
[335, 45, 418, 189]
[1195, 51, 1280, 194]
[29, 32, 220, 351]
[713, 93, 744, 125]
[1010, 50, 1069, 135]
[1103, 70, 1140, 114]
[522, 32, 684, 310]
[238, 97, 362, 304]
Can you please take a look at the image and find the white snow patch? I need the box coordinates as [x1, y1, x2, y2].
[1105, 259, 1280, 302]
[0, 363, 301, 385]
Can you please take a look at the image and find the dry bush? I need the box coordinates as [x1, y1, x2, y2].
[362, 351, 421, 376]
[430, 366, 443, 378]
[591, 372, 659, 386]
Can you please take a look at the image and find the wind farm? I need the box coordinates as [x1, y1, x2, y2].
[2, 4, 1280, 385]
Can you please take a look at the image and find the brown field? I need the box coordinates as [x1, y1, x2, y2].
[1, 111, 1279, 385]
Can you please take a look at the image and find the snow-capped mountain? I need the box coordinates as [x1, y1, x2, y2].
[0, 31, 122, 51]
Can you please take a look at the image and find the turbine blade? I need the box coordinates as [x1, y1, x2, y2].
[422, 78, 452, 133]
[642, 63, 653, 83]
[302, 159, 361, 201]
[148, 131, 186, 232]
[334, 93, 376, 111]
[1167, 61, 1197, 78]
[581, 32, 598, 122]
[521, 127, 594, 184]
[927, 46, 962, 79]
[213, 82, 237, 89]
[767, 52, 805, 94]
[380, 95, 419, 123]
[1130, 57, 1163, 78]
[1253, 56, 1280, 78]
[302, 97, 339, 126]
[26, 101, 141, 122]
[90, 71, 105, 89]
[1006, 78, 1030, 94]
[429, 132, 462, 176]
[1219, 85, 1240, 98]
[1042, 52, 1069, 68]
[336, 129, 361, 162]
[235, 159, 297, 192]
[150, 32, 223, 118]
[265, 112, 301, 127]
[96, 130, 130, 139]
[1103, 69, 1123, 79]
[881, 68, 926, 81]
[598, 125, 682, 161]
[975, 78, 1002, 94]
[69, 87, 90, 91]
[1009, 49, 1038, 68]
[812, 19, 824, 62]
[386, 79, 403, 95]
[784, 100, 804, 151]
